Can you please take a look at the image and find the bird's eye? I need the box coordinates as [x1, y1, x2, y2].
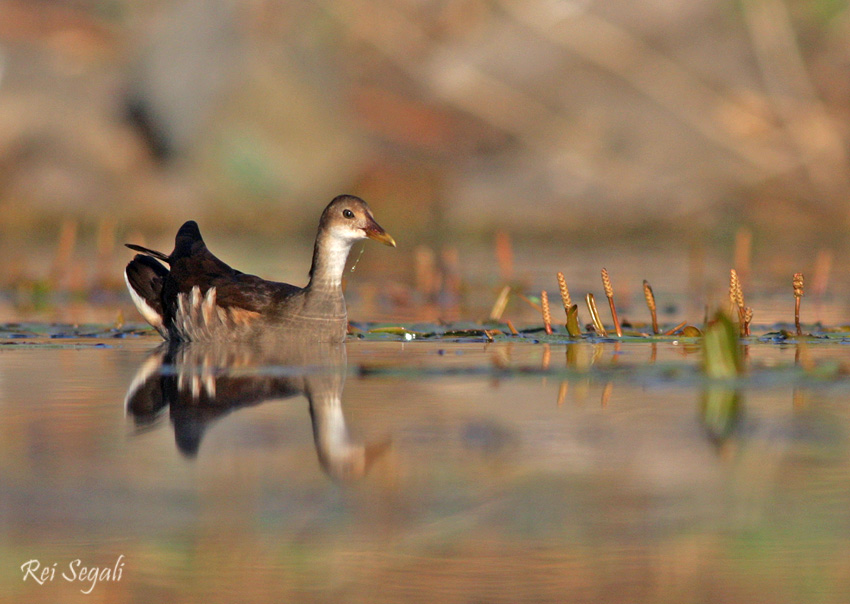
[343, 209, 355, 219]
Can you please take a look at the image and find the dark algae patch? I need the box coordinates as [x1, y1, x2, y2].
[0, 322, 155, 348]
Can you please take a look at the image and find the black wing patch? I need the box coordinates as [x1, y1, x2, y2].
[125, 254, 169, 319]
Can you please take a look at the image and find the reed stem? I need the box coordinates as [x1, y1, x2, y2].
[601, 268, 622, 337]
[489, 285, 511, 321]
[730, 269, 745, 333]
[586, 293, 607, 337]
[793, 272, 803, 336]
[663, 320, 687, 336]
[556, 272, 571, 315]
[642, 280, 658, 334]
[495, 231, 513, 281]
[541, 290, 553, 335]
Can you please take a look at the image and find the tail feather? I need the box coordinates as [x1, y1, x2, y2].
[124, 243, 170, 263]
[125, 255, 169, 336]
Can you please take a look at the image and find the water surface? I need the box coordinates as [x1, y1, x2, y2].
[2, 331, 849, 603]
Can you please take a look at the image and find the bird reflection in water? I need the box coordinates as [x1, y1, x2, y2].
[124, 340, 389, 480]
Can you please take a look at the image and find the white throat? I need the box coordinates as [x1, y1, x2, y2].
[310, 231, 359, 289]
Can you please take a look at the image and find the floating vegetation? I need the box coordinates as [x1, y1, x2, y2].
[700, 312, 743, 444]
[702, 313, 742, 379]
[0, 322, 153, 348]
[365, 326, 424, 340]
[565, 305, 582, 338]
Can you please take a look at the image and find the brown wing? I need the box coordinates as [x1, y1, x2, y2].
[162, 221, 302, 324]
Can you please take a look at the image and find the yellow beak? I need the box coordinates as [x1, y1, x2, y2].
[365, 219, 397, 247]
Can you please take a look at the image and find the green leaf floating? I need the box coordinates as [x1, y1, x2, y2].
[702, 313, 742, 379]
[566, 304, 582, 337]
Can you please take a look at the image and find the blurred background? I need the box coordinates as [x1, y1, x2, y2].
[1, 0, 849, 325]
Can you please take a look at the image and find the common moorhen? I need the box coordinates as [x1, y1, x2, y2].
[124, 195, 396, 342]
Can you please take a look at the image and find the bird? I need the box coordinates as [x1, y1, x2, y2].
[123, 194, 396, 342]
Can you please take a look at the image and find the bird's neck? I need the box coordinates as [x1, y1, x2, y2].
[307, 231, 353, 293]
